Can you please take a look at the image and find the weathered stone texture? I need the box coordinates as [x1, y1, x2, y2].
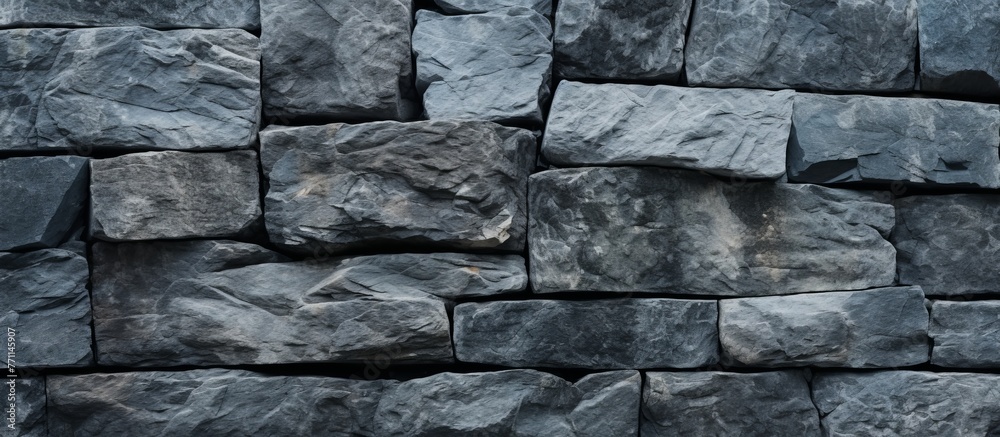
[543, 82, 793, 178]
[918, 0, 1000, 96]
[530, 167, 895, 296]
[455, 299, 718, 369]
[434, 0, 552, 16]
[6, 376, 46, 437]
[0, 0, 259, 30]
[1, 27, 260, 152]
[0, 156, 87, 251]
[930, 300, 1000, 368]
[261, 121, 535, 255]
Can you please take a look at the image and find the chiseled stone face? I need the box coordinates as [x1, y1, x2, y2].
[0, 156, 88, 251]
[918, 0, 1000, 96]
[5, 376, 46, 437]
[0, 0, 260, 29]
[930, 300, 1000, 368]
[433, 0, 552, 16]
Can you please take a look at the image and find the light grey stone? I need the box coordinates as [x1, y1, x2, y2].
[918, 0, 1000, 96]
[374, 369, 640, 436]
[642, 371, 820, 437]
[554, 0, 691, 80]
[260, 0, 415, 121]
[719, 286, 929, 368]
[0, 0, 259, 30]
[529, 167, 895, 296]
[813, 371, 1000, 437]
[5, 376, 46, 437]
[930, 300, 1000, 368]
[0, 249, 92, 367]
[543, 82, 793, 178]
[0, 27, 260, 152]
[261, 121, 535, 255]
[90, 151, 261, 242]
[434, 0, 552, 16]
[892, 194, 1000, 296]
[685, 0, 917, 91]
[0, 156, 87, 251]
[789, 93, 1000, 187]
[413, 8, 552, 125]
[454, 299, 718, 369]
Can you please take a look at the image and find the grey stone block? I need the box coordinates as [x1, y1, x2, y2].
[930, 300, 1000, 368]
[433, 0, 552, 16]
[4, 376, 46, 437]
[918, 0, 1000, 96]
[0, 156, 87, 251]
[0, 0, 259, 30]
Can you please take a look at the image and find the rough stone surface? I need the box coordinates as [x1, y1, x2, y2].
[893, 194, 1000, 296]
[543, 82, 793, 178]
[6, 377, 46, 437]
[0, 27, 260, 152]
[454, 299, 718, 369]
[0, 249, 92, 367]
[642, 371, 820, 437]
[530, 167, 895, 295]
[413, 8, 552, 125]
[813, 371, 1000, 437]
[0, 156, 87, 251]
[434, 0, 552, 16]
[554, 0, 691, 81]
[930, 300, 1000, 368]
[789, 93, 1000, 187]
[685, 0, 917, 91]
[374, 370, 640, 436]
[719, 286, 929, 368]
[0, 0, 259, 30]
[260, 0, 415, 121]
[261, 121, 535, 255]
[918, 0, 1000, 96]
[90, 151, 261, 242]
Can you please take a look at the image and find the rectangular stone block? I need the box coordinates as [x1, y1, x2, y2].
[543, 82, 793, 178]
[4, 376, 46, 437]
[433, 0, 552, 16]
[0, 0, 259, 30]
[529, 167, 895, 296]
[642, 371, 820, 437]
[789, 93, 1000, 187]
[89, 151, 262, 242]
[930, 300, 1000, 368]
[719, 287, 929, 368]
[686, 0, 917, 91]
[1, 27, 260, 152]
[260, 0, 415, 121]
[0, 156, 87, 251]
[261, 121, 535, 255]
[918, 0, 1000, 96]
[454, 299, 719, 369]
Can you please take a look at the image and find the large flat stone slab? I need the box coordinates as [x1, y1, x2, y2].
[530, 167, 896, 296]
[1, 27, 260, 152]
[0, 249, 92, 367]
[642, 371, 820, 437]
[543, 82, 793, 178]
[90, 151, 261, 242]
[433, 0, 552, 16]
[0, 0, 259, 30]
[261, 121, 535, 255]
[260, 0, 415, 121]
[813, 371, 1000, 436]
[413, 8, 552, 125]
[554, 0, 691, 80]
[789, 94, 1000, 187]
[0, 156, 87, 251]
[5, 376, 45, 437]
[892, 194, 1000, 296]
[930, 300, 1000, 368]
[719, 287, 929, 368]
[454, 299, 718, 369]
[685, 0, 917, 91]
[918, 0, 1000, 96]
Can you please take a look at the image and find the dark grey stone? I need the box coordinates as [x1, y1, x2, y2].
[5, 376, 46, 437]
[0, 27, 260, 152]
[813, 371, 1000, 437]
[90, 151, 261, 242]
[685, 0, 917, 91]
[413, 8, 552, 125]
[0, 0, 259, 30]
[918, 0, 1000, 96]
[543, 82, 793, 178]
[930, 300, 1000, 368]
[0, 156, 87, 251]
[0, 249, 92, 367]
[789, 93, 1000, 187]
[374, 369, 640, 436]
[642, 371, 820, 437]
[554, 0, 691, 81]
[719, 286, 929, 368]
[893, 194, 1000, 296]
[454, 299, 718, 369]
[434, 0, 552, 16]
[260, 0, 416, 121]
[529, 167, 895, 296]
[261, 121, 535, 255]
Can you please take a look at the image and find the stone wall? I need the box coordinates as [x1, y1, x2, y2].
[2, 0, 1000, 435]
